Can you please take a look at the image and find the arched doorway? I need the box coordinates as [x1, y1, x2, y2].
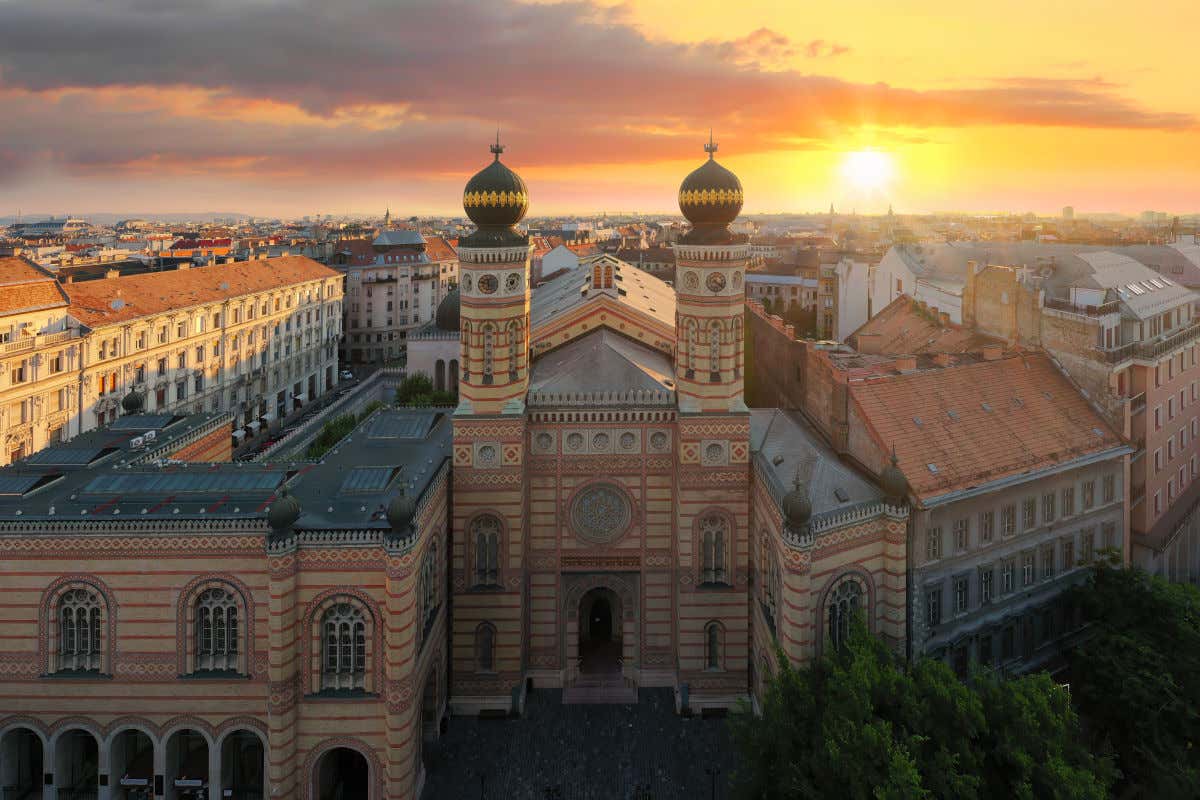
[315, 747, 369, 800]
[165, 729, 209, 800]
[1, 727, 44, 799]
[110, 728, 155, 799]
[578, 588, 621, 676]
[220, 730, 265, 800]
[54, 729, 99, 799]
[448, 360, 459, 394]
[434, 360, 445, 392]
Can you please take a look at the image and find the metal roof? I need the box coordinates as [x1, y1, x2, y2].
[109, 414, 180, 431]
[0, 474, 61, 497]
[340, 466, 402, 494]
[81, 470, 286, 496]
[26, 447, 118, 466]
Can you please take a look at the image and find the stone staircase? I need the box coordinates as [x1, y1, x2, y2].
[562, 667, 637, 705]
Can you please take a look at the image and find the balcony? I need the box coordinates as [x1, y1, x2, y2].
[1093, 320, 1200, 364]
[1129, 392, 1146, 416]
[0, 327, 80, 356]
[1044, 297, 1121, 317]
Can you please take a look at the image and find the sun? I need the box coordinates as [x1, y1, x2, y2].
[841, 150, 895, 191]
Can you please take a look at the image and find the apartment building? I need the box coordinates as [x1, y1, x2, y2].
[0, 255, 344, 465]
[338, 230, 458, 363]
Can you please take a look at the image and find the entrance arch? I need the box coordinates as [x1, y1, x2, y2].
[164, 729, 209, 800]
[315, 747, 370, 800]
[54, 728, 99, 798]
[220, 730, 265, 800]
[110, 728, 155, 799]
[578, 587, 622, 676]
[1, 727, 44, 799]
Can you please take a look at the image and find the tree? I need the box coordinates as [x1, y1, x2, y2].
[395, 374, 457, 407]
[731, 622, 1113, 800]
[1068, 563, 1200, 797]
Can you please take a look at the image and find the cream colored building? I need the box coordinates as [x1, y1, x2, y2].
[0, 255, 345, 464]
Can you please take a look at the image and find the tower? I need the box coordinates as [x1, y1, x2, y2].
[455, 135, 533, 415]
[450, 136, 533, 714]
[673, 134, 748, 414]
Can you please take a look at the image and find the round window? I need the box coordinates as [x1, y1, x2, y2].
[478, 274, 498, 294]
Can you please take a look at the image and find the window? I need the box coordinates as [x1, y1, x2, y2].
[705, 622, 723, 669]
[321, 602, 366, 691]
[709, 321, 722, 378]
[926, 586, 942, 626]
[925, 527, 942, 561]
[1062, 538, 1075, 570]
[826, 579, 861, 651]
[1022, 552, 1035, 586]
[1062, 487, 1074, 517]
[1023, 497, 1037, 530]
[1082, 480, 1095, 509]
[980, 567, 994, 604]
[195, 587, 239, 672]
[979, 632, 994, 666]
[1001, 505, 1015, 537]
[1103, 474, 1116, 503]
[1102, 522, 1116, 549]
[482, 324, 495, 384]
[507, 321, 521, 379]
[472, 515, 501, 587]
[1041, 492, 1056, 524]
[700, 515, 729, 585]
[1041, 544, 1055, 580]
[475, 623, 496, 673]
[1001, 625, 1015, 661]
[954, 576, 969, 614]
[980, 510, 994, 543]
[58, 588, 102, 672]
[954, 518, 969, 551]
[419, 542, 439, 642]
[1001, 560, 1015, 594]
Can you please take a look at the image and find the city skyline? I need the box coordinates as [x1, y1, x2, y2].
[0, 0, 1197, 218]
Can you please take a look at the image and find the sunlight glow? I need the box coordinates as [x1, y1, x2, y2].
[841, 150, 895, 192]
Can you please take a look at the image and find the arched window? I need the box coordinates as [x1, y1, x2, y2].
[321, 603, 367, 691]
[700, 515, 729, 585]
[195, 587, 239, 672]
[507, 321, 520, 380]
[734, 317, 743, 379]
[709, 321, 722, 378]
[705, 622, 722, 670]
[58, 588, 102, 672]
[827, 578, 863, 651]
[460, 324, 470, 383]
[475, 623, 496, 673]
[419, 541, 439, 643]
[472, 515, 501, 587]
[686, 320, 698, 376]
[482, 324, 495, 384]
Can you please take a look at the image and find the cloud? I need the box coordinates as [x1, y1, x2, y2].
[0, 0, 1191, 189]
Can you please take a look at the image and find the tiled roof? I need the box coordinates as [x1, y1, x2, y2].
[849, 295, 1003, 355]
[335, 238, 375, 266]
[65, 256, 339, 327]
[424, 236, 457, 263]
[850, 353, 1123, 501]
[0, 257, 68, 315]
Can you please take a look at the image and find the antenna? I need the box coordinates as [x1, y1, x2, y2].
[491, 127, 504, 160]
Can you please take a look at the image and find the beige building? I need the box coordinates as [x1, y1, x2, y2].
[0, 259, 84, 464]
[0, 256, 345, 464]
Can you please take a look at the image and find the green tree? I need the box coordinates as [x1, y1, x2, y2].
[1068, 563, 1200, 797]
[395, 374, 457, 407]
[731, 623, 1112, 800]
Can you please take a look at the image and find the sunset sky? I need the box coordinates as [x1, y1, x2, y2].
[1, 0, 1197, 218]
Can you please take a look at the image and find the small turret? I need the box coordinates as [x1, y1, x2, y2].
[267, 487, 302, 535]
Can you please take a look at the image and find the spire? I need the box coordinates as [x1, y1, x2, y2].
[704, 129, 718, 160]
[491, 127, 504, 161]
[792, 464, 804, 491]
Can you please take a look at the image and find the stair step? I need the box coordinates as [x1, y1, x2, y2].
[562, 686, 638, 705]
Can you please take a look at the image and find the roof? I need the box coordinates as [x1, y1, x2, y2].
[849, 295, 1003, 355]
[424, 236, 457, 262]
[531, 254, 675, 331]
[0, 257, 68, 316]
[750, 409, 883, 519]
[528, 328, 676, 398]
[64, 256, 339, 327]
[1076, 251, 1195, 320]
[850, 353, 1124, 502]
[373, 229, 425, 247]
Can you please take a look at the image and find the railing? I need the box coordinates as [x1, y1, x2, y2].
[1093, 321, 1200, 364]
[0, 327, 80, 355]
[1044, 297, 1121, 317]
[1129, 392, 1146, 416]
[1131, 484, 1146, 507]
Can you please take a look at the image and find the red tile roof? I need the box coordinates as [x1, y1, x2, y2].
[424, 236, 457, 263]
[850, 295, 1003, 355]
[0, 257, 68, 315]
[335, 238, 376, 266]
[65, 256, 339, 327]
[850, 352, 1124, 500]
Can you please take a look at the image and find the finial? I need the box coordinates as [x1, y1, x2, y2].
[704, 129, 717, 159]
[491, 127, 504, 160]
[792, 464, 803, 491]
[890, 442, 899, 466]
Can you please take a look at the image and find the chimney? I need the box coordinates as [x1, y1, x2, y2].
[981, 344, 1003, 361]
[939, 311, 950, 326]
[933, 352, 954, 367]
[894, 356, 917, 372]
[104, 268, 120, 279]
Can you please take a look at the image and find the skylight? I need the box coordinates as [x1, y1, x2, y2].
[1126, 283, 1145, 295]
[927, 463, 939, 474]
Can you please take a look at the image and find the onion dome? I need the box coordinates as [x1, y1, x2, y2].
[678, 133, 743, 230]
[267, 487, 302, 533]
[782, 467, 812, 530]
[462, 133, 529, 230]
[386, 488, 417, 533]
[880, 446, 908, 503]
[121, 389, 145, 415]
[434, 288, 460, 332]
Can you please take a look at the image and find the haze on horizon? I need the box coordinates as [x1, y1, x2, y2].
[0, 0, 1196, 219]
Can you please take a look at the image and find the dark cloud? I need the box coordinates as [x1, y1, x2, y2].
[0, 0, 1191, 185]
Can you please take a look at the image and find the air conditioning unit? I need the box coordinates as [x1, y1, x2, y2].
[129, 435, 146, 449]
[143, 430, 157, 442]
